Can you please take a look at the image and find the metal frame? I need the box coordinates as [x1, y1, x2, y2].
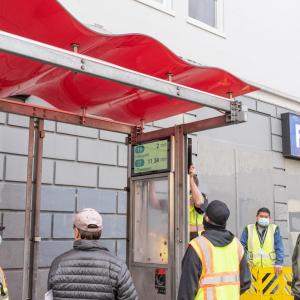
[21, 119, 44, 300]
[0, 98, 134, 134]
[0, 30, 247, 114]
[22, 118, 35, 299]
[0, 30, 251, 300]
[129, 172, 172, 266]
[173, 126, 188, 294]
[128, 172, 175, 298]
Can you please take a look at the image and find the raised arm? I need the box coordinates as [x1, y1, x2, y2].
[189, 164, 204, 208]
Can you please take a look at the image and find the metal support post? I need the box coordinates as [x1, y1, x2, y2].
[126, 139, 131, 265]
[22, 118, 35, 300]
[28, 119, 44, 300]
[174, 125, 187, 295]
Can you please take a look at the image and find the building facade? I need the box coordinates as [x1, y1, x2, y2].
[0, 0, 300, 298]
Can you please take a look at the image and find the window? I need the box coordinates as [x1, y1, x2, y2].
[188, 0, 224, 35]
[152, 0, 172, 7]
[135, 0, 174, 16]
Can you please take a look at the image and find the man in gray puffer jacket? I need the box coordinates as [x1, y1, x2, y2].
[48, 208, 138, 300]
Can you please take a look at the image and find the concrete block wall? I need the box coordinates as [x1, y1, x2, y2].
[0, 112, 128, 299]
[0, 96, 299, 298]
[149, 96, 298, 265]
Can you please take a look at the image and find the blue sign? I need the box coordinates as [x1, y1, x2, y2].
[282, 113, 300, 159]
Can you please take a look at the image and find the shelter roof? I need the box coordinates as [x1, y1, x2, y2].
[0, 0, 257, 124]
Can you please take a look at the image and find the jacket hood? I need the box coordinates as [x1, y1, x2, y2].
[202, 228, 235, 247]
[73, 239, 109, 251]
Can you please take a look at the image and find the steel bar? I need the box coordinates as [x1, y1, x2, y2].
[22, 118, 35, 300]
[134, 115, 234, 144]
[126, 140, 131, 264]
[182, 115, 229, 134]
[0, 30, 233, 112]
[135, 127, 175, 144]
[0, 98, 133, 134]
[174, 126, 187, 295]
[28, 119, 44, 300]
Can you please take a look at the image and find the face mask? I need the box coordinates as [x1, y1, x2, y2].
[258, 217, 269, 227]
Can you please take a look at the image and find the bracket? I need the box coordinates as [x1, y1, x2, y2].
[226, 101, 248, 123]
[127, 125, 143, 145]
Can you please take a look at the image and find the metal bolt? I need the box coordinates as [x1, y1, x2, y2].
[71, 43, 80, 53]
[166, 72, 173, 81]
[39, 130, 45, 139]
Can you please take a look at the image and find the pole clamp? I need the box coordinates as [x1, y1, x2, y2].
[127, 124, 143, 145]
[33, 236, 41, 242]
[226, 101, 248, 123]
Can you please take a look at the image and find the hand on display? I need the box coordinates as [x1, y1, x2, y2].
[189, 164, 196, 177]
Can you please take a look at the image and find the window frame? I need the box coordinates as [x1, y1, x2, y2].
[134, 0, 175, 17]
[187, 0, 225, 38]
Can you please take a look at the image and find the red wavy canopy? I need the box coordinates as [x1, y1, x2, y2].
[0, 0, 257, 124]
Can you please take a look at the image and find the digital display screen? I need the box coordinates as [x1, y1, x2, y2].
[132, 139, 170, 176]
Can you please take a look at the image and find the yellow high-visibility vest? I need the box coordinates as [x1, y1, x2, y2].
[190, 205, 204, 236]
[0, 268, 9, 300]
[190, 235, 243, 300]
[247, 224, 277, 267]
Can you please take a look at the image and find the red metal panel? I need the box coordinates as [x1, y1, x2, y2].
[0, 0, 257, 124]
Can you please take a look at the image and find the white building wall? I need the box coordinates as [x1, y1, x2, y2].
[59, 0, 300, 102]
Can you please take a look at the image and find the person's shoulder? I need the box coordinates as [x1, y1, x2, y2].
[50, 248, 75, 267]
[92, 247, 126, 269]
[243, 224, 253, 231]
[296, 233, 300, 244]
[272, 223, 281, 233]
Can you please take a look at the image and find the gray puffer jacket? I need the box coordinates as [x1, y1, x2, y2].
[48, 239, 138, 300]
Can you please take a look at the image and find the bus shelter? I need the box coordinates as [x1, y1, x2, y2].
[0, 0, 259, 299]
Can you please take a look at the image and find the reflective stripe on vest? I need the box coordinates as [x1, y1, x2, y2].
[190, 236, 243, 300]
[247, 224, 276, 267]
[200, 273, 240, 287]
[190, 205, 204, 234]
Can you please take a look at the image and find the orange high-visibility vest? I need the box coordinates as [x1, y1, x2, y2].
[190, 236, 244, 300]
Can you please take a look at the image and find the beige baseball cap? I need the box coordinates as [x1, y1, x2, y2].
[73, 208, 103, 232]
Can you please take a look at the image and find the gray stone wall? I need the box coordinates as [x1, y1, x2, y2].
[0, 112, 128, 299]
[146, 95, 299, 265]
[0, 95, 299, 299]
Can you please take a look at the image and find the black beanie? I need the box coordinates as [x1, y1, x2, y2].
[205, 200, 230, 225]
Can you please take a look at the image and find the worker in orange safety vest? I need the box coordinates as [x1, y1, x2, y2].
[178, 200, 251, 300]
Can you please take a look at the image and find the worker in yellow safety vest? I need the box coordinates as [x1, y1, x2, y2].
[240, 207, 284, 275]
[0, 226, 9, 300]
[189, 164, 208, 241]
[178, 200, 251, 300]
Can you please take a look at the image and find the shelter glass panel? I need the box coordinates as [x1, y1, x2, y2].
[133, 177, 169, 264]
